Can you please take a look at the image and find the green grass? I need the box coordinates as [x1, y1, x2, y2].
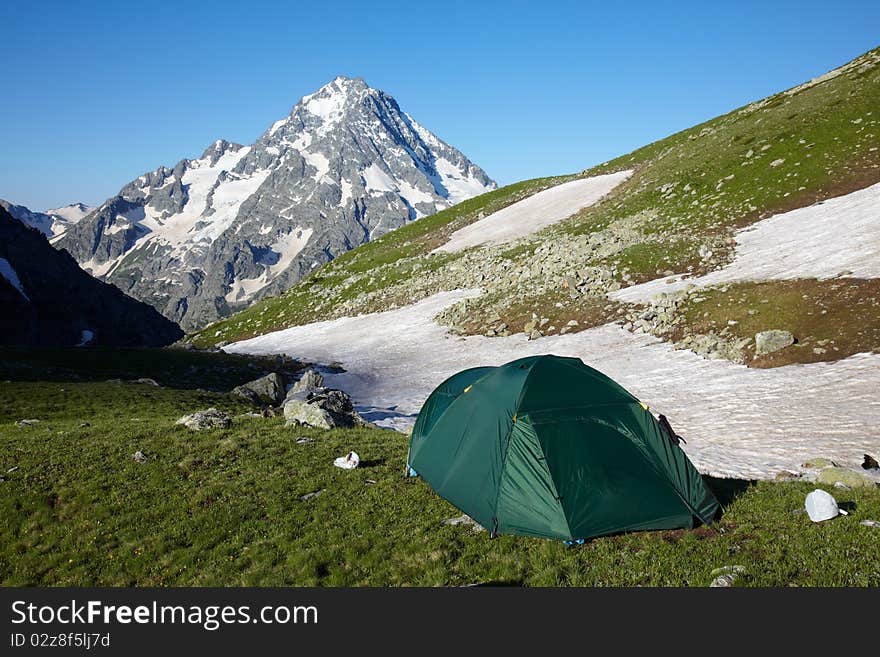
[672, 278, 880, 367]
[0, 346, 302, 391]
[1, 349, 878, 586]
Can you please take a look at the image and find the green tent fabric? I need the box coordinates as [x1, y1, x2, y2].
[406, 354, 719, 541]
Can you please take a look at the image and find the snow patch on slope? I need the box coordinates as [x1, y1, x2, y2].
[225, 289, 880, 480]
[434, 157, 497, 205]
[225, 227, 313, 303]
[434, 171, 633, 253]
[0, 257, 29, 300]
[612, 181, 880, 304]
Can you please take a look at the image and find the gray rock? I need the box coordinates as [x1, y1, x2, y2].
[290, 368, 324, 395]
[134, 378, 160, 386]
[175, 408, 232, 430]
[443, 514, 485, 531]
[860, 520, 880, 528]
[709, 565, 745, 587]
[232, 372, 286, 405]
[132, 451, 148, 463]
[801, 457, 838, 469]
[754, 329, 795, 355]
[15, 419, 40, 428]
[283, 387, 363, 429]
[816, 467, 877, 489]
[299, 489, 324, 501]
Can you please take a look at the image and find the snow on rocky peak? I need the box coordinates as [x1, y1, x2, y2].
[0, 199, 93, 238]
[56, 76, 496, 330]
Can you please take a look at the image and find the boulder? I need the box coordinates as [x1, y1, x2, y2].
[289, 368, 324, 395]
[283, 388, 364, 429]
[816, 467, 877, 489]
[231, 372, 286, 405]
[754, 330, 795, 355]
[176, 408, 232, 431]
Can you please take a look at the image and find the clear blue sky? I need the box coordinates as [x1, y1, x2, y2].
[1, 0, 877, 210]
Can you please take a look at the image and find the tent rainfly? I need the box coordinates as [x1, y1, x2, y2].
[406, 354, 719, 541]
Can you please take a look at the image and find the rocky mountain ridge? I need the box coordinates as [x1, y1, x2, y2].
[55, 76, 495, 330]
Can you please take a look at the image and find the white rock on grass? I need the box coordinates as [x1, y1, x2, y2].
[175, 408, 232, 431]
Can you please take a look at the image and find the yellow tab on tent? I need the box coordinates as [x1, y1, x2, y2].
[463, 385, 472, 393]
[512, 414, 517, 423]
[639, 402, 649, 410]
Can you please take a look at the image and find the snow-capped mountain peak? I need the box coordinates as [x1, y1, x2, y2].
[0, 199, 94, 238]
[55, 77, 496, 329]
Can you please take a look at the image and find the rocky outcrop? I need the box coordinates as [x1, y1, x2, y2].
[282, 383, 365, 429]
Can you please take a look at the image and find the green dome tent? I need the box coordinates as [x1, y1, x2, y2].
[406, 355, 719, 541]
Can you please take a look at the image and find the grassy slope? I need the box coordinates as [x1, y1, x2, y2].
[193, 47, 880, 367]
[1, 352, 878, 586]
[560, 47, 880, 280]
[671, 279, 880, 366]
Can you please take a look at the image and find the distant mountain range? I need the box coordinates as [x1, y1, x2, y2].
[0, 200, 93, 238]
[38, 76, 495, 330]
[0, 205, 183, 347]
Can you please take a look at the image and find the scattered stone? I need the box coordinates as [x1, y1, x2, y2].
[132, 451, 148, 464]
[443, 514, 485, 532]
[78, 422, 91, 428]
[365, 479, 377, 485]
[801, 457, 838, 469]
[862, 454, 879, 471]
[134, 378, 160, 386]
[295, 437, 315, 444]
[774, 470, 802, 481]
[175, 408, 232, 431]
[299, 489, 324, 501]
[769, 158, 785, 168]
[15, 419, 40, 428]
[232, 372, 286, 406]
[816, 467, 877, 489]
[859, 520, 880, 528]
[709, 565, 745, 587]
[754, 329, 795, 355]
